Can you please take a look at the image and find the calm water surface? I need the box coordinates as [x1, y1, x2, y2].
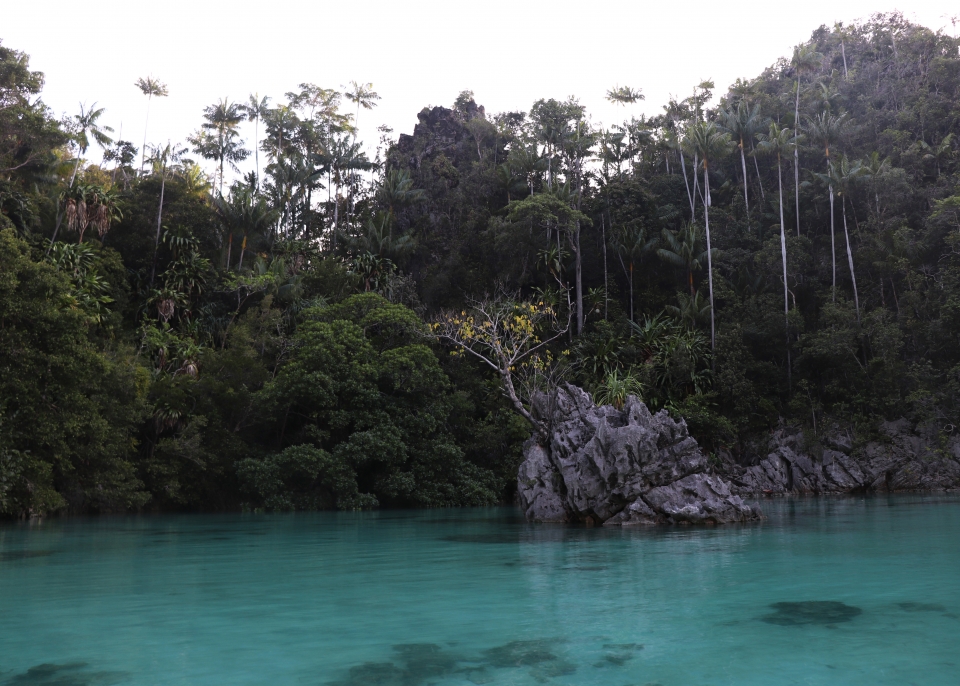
[1, 495, 959, 685]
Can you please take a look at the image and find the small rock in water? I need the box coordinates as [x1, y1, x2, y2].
[761, 601, 863, 626]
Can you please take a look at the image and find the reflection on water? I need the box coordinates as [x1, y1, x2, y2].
[1, 495, 959, 685]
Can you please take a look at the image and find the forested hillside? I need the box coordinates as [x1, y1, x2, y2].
[2, 13, 959, 516]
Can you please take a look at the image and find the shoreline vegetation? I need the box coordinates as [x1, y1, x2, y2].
[2, 12, 960, 518]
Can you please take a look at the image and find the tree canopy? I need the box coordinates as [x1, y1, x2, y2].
[2, 13, 960, 515]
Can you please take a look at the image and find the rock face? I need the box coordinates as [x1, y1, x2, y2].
[517, 385, 762, 525]
[726, 420, 960, 496]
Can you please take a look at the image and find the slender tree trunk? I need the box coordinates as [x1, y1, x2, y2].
[794, 79, 802, 236]
[842, 195, 860, 323]
[704, 165, 716, 352]
[333, 191, 339, 246]
[141, 94, 151, 173]
[841, 40, 849, 78]
[111, 123, 122, 185]
[574, 221, 583, 335]
[830, 185, 837, 302]
[891, 278, 900, 316]
[778, 156, 791, 391]
[238, 234, 247, 270]
[629, 262, 634, 323]
[739, 142, 750, 216]
[69, 155, 82, 189]
[679, 149, 695, 218]
[226, 232, 233, 270]
[601, 214, 608, 320]
[692, 153, 703, 210]
[751, 143, 766, 200]
[254, 118, 260, 187]
[150, 170, 166, 287]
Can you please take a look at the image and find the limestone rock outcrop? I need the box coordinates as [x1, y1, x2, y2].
[517, 385, 762, 525]
[727, 420, 960, 495]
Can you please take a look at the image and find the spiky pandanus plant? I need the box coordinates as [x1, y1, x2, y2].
[87, 186, 121, 238]
[595, 370, 645, 410]
[62, 184, 90, 242]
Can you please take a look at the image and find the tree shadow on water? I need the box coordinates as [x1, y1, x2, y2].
[326, 644, 462, 686]
[326, 639, 578, 686]
[2, 662, 128, 686]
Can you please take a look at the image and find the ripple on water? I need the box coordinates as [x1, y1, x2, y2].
[897, 601, 948, 613]
[760, 601, 863, 626]
[0, 551, 53, 563]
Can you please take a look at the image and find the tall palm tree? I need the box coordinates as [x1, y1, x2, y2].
[326, 134, 372, 243]
[790, 46, 823, 236]
[606, 86, 644, 178]
[135, 76, 168, 173]
[344, 81, 379, 145]
[145, 142, 186, 287]
[506, 144, 545, 197]
[718, 101, 765, 216]
[189, 99, 249, 195]
[815, 155, 864, 322]
[834, 22, 850, 78]
[807, 111, 848, 301]
[213, 187, 278, 270]
[243, 94, 271, 187]
[609, 223, 656, 323]
[835, 156, 865, 323]
[69, 102, 114, 187]
[684, 121, 733, 351]
[657, 223, 710, 296]
[757, 123, 798, 385]
[664, 128, 695, 218]
[861, 151, 891, 219]
[916, 133, 956, 177]
[606, 85, 644, 106]
[377, 169, 425, 226]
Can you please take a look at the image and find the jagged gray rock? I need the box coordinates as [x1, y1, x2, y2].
[727, 421, 960, 495]
[517, 385, 762, 525]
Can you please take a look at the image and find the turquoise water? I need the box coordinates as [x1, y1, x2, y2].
[1, 496, 959, 685]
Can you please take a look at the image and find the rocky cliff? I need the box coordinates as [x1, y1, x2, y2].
[725, 420, 960, 495]
[517, 385, 763, 525]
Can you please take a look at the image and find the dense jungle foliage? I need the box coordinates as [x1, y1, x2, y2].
[2, 13, 959, 516]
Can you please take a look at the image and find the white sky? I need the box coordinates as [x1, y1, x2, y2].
[4, 0, 956, 181]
